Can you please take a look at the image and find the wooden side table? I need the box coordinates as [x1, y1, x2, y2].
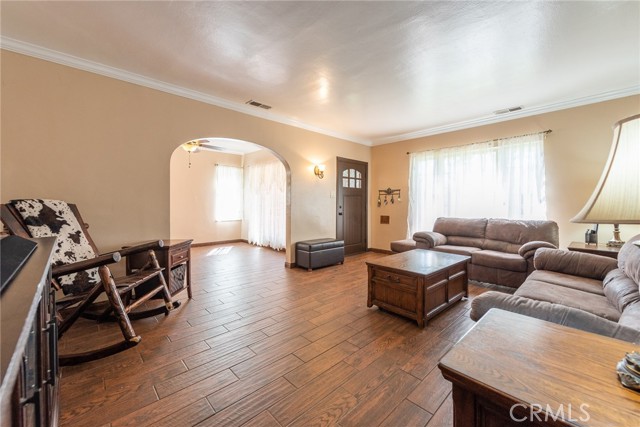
[567, 241, 620, 259]
[126, 239, 193, 299]
[439, 310, 640, 426]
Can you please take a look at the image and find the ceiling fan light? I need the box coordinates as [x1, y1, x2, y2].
[181, 141, 200, 153]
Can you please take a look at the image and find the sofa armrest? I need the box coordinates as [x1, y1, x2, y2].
[518, 240, 557, 259]
[470, 292, 640, 343]
[412, 231, 447, 248]
[533, 248, 618, 281]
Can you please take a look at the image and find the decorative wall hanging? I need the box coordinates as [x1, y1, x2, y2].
[377, 188, 401, 207]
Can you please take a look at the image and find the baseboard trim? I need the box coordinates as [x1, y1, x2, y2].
[285, 261, 296, 269]
[367, 248, 394, 255]
[191, 239, 246, 248]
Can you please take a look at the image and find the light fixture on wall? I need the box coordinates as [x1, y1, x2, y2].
[571, 114, 640, 246]
[377, 188, 401, 207]
[314, 164, 326, 179]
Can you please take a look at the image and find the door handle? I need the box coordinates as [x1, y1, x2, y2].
[338, 205, 343, 216]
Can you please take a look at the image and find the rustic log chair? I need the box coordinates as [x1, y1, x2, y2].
[1, 199, 179, 365]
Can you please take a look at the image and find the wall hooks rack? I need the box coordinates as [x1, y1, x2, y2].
[377, 188, 401, 207]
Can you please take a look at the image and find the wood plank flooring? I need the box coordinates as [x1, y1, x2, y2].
[58, 243, 492, 427]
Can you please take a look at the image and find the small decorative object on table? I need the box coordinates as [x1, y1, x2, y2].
[617, 351, 640, 391]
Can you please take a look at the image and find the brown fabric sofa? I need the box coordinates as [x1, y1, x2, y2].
[470, 235, 640, 343]
[406, 217, 559, 288]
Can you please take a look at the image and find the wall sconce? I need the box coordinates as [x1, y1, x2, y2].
[377, 188, 401, 207]
[314, 164, 326, 179]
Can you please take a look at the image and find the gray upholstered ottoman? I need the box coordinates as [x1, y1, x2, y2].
[296, 239, 344, 271]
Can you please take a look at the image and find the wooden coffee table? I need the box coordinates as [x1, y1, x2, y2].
[439, 309, 640, 426]
[366, 249, 470, 327]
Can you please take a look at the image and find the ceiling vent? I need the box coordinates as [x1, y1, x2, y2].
[245, 99, 272, 110]
[494, 106, 523, 115]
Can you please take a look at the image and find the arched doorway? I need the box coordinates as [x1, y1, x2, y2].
[169, 137, 291, 260]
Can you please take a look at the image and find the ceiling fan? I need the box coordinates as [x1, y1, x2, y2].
[180, 139, 225, 168]
[180, 139, 225, 153]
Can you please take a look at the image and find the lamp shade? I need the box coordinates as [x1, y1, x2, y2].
[571, 114, 640, 224]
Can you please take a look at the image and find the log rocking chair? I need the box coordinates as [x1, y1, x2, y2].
[1, 199, 179, 365]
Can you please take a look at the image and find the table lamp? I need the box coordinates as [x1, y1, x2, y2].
[571, 114, 640, 247]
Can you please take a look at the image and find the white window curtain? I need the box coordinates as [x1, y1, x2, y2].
[214, 165, 243, 221]
[408, 133, 547, 237]
[245, 161, 286, 250]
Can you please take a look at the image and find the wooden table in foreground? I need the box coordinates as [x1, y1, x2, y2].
[567, 241, 620, 259]
[366, 249, 470, 327]
[126, 239, 193, 298]
[438, 309, 640, 427]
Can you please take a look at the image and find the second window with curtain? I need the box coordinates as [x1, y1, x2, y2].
[407, 133, 547, 237]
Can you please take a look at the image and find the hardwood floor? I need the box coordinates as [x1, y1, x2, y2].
[58, 243, 491, 427]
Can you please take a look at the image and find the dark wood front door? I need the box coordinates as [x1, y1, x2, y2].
[336, 157, 368, 255]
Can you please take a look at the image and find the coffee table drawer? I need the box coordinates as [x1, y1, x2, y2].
[372, 269, 418, 287]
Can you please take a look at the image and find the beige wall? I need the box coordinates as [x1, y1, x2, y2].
[0, 51, 371, 264]
[371, 96, 640, 251]
[169, 149, 244, 244]
[3, 50, 638, 262]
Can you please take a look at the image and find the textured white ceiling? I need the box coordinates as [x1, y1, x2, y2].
[1, 1, 639, 145]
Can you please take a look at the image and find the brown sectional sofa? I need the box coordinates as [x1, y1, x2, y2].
[394, 217, 559, 288]
[471, 235, 640, 343]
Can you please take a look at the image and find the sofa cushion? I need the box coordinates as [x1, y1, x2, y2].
[445, 236, 484, 248]
[485, 218, 559, 247]
[472, 250, 527, 272]
[432, 245, 482, 257]
[471, 298, 640, 342]
[618, 234, 640, 285]
[603, 268, 640, 312]
[433, 217, 487, 238]
[528, 270, 604, 296]
[618, 301, 640, 331]
[515, 280, 621, 321]
[482, 239, 521, 254]
[533, 248, 617, 281]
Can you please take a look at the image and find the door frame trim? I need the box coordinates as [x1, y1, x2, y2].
[336, 156, 368, 254]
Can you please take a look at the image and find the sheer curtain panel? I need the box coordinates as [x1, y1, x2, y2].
[408, 133, 547, 237]
[245, 161, 286, 250]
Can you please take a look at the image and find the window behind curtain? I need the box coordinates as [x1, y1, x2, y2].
[407, 133, 547, 237]
[245, 161, 286, 250]
[214, 165, 243, 221]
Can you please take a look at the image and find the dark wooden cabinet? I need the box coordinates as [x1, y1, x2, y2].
[1, 237, 59, 427]
[125, 239, 193, 299]
[439, 310, 640, 426]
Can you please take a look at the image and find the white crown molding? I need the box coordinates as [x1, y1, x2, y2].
[3, 37, 638, 148]
[372, 85, 640, 145]
[0, 37, 372, 146]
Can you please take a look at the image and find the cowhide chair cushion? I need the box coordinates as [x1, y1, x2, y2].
[10, 199, 100, 295]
